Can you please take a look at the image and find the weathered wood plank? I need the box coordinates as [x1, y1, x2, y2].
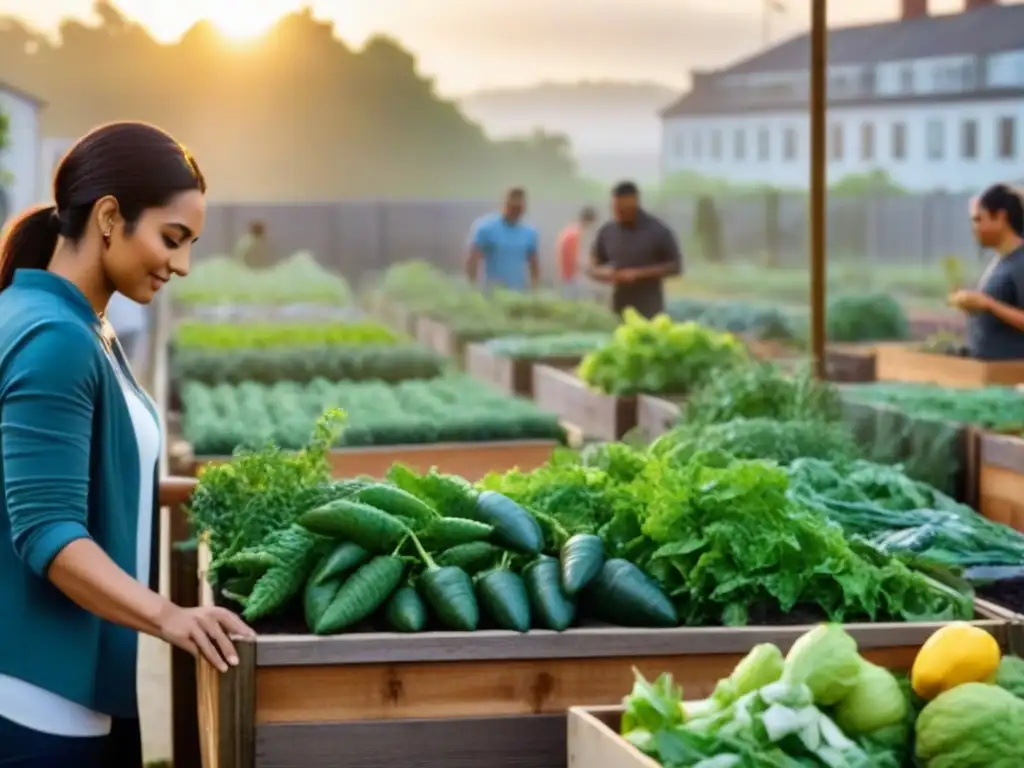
[255, 617, 1006, 667]
[256, 714, 566, 768]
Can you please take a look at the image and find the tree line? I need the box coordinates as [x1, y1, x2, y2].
[0, 2, 593, 201]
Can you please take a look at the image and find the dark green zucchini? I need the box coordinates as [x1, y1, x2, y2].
[410, 533, 479, 631]
[311, 541, 370, 585]
[298, 499, 409, 553]
[315, 556, 405, 634]
[356, 483, 438, 524]
[559, 533, 605, 595]
[522, 556, 575, 631]
[476, 568, 531, 632]
[303, 576, 343, 631]
[418, 518, 494, 550]
[437, 542, 505, 574]
[473, 491, 544, 554]
[583, 559, 677, 627]
[385, 585, 428, 632]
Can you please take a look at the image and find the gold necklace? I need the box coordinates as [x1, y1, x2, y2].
[96, 311, 115, 354]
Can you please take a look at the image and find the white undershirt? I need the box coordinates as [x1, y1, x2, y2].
[0, 347, 160, 736]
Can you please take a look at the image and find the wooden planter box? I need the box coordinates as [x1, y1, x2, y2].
[465, 343, 585, 398]
[979, 434, 1024, 533]
[876, 346, 1024, 388]
[191, 440, 558, 481]
[533, 365, 637, 441]
[839, 398, 981, 505]
[198, 612, 1008, 768]
[636, 396, 683, 441]
[825, 343, 877, 383]
[415, 316, 469, 366]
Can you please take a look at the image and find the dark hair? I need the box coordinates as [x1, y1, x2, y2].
[612, 181, 639, 198]
[0, 121, 205, 291]
[978, 183, 1024, 235]
[249, 220, 266, 236]
[580, 206, 597, 222]
[506, 187, 526, 200]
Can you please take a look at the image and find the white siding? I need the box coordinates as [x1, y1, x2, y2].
[661, 97, 1024, 192]
[0, 89, 41, 218]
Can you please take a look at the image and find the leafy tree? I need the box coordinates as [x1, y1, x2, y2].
[0, 1, 590, 200]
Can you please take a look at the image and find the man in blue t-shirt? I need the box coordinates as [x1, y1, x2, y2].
[466, 187, 539, 291]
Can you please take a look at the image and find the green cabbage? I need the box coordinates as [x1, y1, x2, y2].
[685, 643, 784, 720]
[781, 623, 861, 706]
[833, 660, 908, 736]
[916, 682, 1024, 767]
[995, 655, 1024, 700]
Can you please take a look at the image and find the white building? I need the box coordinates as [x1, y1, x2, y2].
[0, 82, 44, 224]
[660, 0, 1024, 192]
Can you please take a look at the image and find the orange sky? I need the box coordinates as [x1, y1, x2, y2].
[4, 0, 1015, 93]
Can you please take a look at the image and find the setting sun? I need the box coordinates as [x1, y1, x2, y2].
[205, 5, 284, 42]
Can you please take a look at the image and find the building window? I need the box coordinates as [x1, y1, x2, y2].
[962, 60, 977, 89]
[783, 127, 798, 161]
[899, 66, 914, 93]
[692, 132, 703, 160]
[962, 120, 978, 159]
[998, 116, 1016, 159]
[758, 127, 771, 161]
[711, 130, 722, 160]
[926, 120, 945, 160]
[830, 123, 844, 161]
[891, 122, 907, 160]
[860, 122, 875, 161]
[674, 134, 686, 159]
[734, 129, 746, 160]
[859, 68, 877, 96]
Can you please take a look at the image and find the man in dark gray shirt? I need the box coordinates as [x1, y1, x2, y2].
[953, 184, 1024, 360]
[587, 181, 682, 318]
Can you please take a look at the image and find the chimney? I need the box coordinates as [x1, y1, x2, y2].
[901, 0, 928, 19]
[964, 0, 996, 9]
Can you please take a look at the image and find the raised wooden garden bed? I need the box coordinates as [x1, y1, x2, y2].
[876, 346, 1024, 387]
[636, 395, 683, 441]
[465, 343, 584, 398]
[189, 440, 558, 481]
[198, 610, 1009, 768]
[415, 316, 467, 366]
[825, 343, 877, 383]
[839, 398, 981, 505]
[979, 433, 1024, 534]
[532, 365, 637, 441]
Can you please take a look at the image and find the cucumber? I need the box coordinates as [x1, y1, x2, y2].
[437, 542, 504, 574]
[473, 491, 544, 555]
[311, 541, 370, 585]
[299, 499, 410, 553]
[523, 556, 575, 631]
[419, 566, 479, 631]
[303, 576, 343, 631]
[476, 569, 531, 632]
[582, 559, 677, 628]
[357, 484, 438, 524]
[385, 586, 428, 632]
[418, 518, 493, 550]
[559, 534, 605, 595]
[315, 556, 405, 635]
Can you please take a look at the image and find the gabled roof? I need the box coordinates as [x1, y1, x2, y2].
[662, 3, 1024, 118]
[0, 81, 46, 109]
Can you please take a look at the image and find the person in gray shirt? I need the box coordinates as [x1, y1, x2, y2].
[952, 183, 1024, 360]
[587, 181, 682, 318]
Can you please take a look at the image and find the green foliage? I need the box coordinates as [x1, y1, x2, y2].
[172, 344, 447, 386]
[182, 375, 565, 455]
[171, 252, 352, 306]
[823, 293, 909, 343]
[483, 332, 610, 358]
[665, 297, 799, 341]
[577, 310, 748, 396]
[1, 5, 589, 198]
[842, 383, 1024, 431]
[0, 106, 8, 153]
[174, 320, 399, 349]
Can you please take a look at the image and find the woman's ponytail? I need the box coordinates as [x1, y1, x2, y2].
[0, 205, 60, 291]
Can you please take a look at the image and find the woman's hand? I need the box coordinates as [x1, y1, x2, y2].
[948, 290, 992, 313]
[157, 604, 256, 672]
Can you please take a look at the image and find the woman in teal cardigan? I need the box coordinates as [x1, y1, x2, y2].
[0, 122, 253, 767]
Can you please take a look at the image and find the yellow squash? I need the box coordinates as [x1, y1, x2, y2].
[911, 622, 1002, 700]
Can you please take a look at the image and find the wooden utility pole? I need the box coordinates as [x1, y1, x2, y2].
[809, 0, 827, 379]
